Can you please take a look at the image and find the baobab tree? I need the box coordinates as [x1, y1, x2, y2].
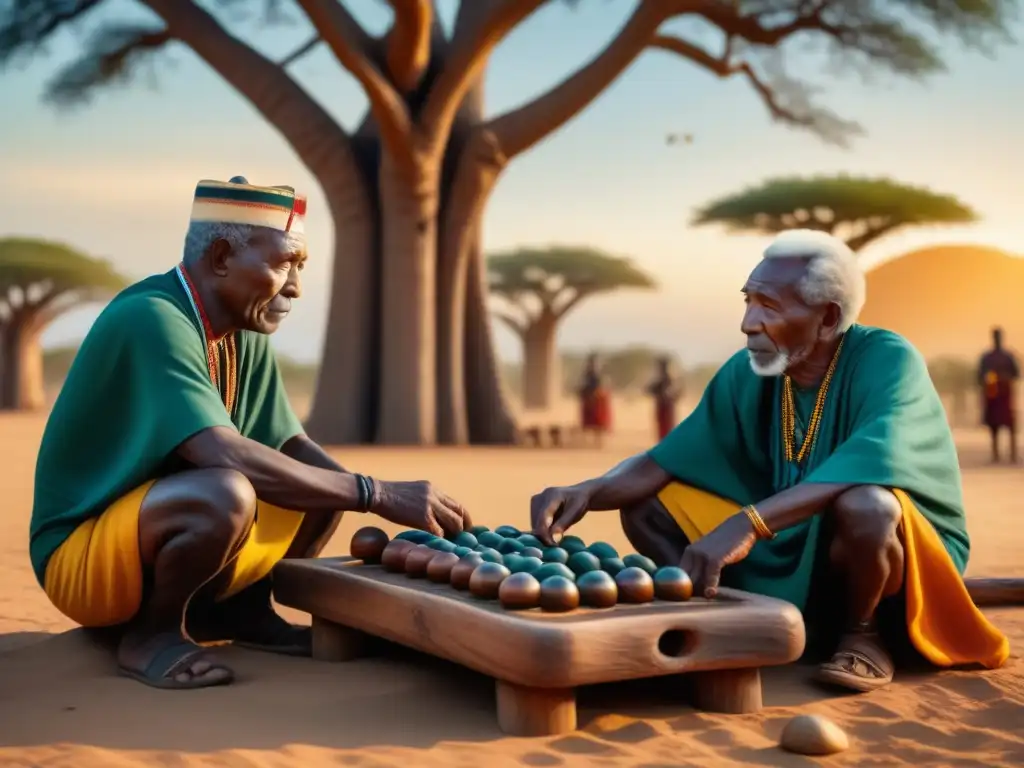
[1, 1, 1015, 444]
[0, 238, 126, 410]
[692, 176, 978, 252]
[489, 246, 655, 409]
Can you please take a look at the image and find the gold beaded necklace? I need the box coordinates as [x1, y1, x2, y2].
[781, 335, 845, 464]
[176, 263, 239, 415]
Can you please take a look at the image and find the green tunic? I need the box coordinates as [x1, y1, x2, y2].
[29, 270, 304, 585]
[648, 324, 968, 611]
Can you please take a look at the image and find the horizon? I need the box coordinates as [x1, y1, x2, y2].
[2, 1, 1023, 366]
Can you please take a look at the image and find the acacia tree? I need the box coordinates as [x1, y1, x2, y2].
[489, 247, 655, 409]
[1, 1, 1015, 444]
[0, 238, 127, 410]
[692, 176, 978, 252]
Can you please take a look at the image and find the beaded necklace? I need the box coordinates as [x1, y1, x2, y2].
[175, 262, 238, 414]
[780, 335, 845, 464]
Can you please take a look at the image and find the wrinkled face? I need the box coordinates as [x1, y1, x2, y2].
[740, 257, 837, 377]
[209, 229, 306, 334]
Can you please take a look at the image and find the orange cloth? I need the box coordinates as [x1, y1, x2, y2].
[657, 482, 1009, 669]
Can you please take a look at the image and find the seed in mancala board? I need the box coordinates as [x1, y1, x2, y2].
[558, 535, 587, 555]
[450, 553, 484, 590]
[469, 562, 511, 599]
[622, 553, 658, 575]
[404, 544, 438, 577]
[520, 546, 544, 560]
[779, 714, 849, 756]
[576, 570, 618, 608]
[394, 529, 433, 545]
[426, 551, 461, 583]
[539, 576, 580, 612]
[615, 566, 655, 603]
[653, 566, 693, 601]
[381, 540, 416, 572]
[350, 526, 390, 564]
[495, 524, 521, 538]
[499, 572, 542, 610]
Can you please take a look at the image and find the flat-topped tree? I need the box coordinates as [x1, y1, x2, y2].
[692, 176, 978, 252]
[1, 1, 1014, 444]
[0, 238, 127, 410]
[489, 247, 655, 409]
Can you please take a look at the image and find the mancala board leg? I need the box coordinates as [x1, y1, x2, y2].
[495, 679, 577, 736]
[690, 667, 763, 714]
[311, 615, 370, 662]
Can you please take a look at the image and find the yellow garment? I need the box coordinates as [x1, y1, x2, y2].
[657, 482, 1010, 669]
[43, 480, 306, 628]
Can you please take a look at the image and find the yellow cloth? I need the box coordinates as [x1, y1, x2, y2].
[43, 480, 306, 628]
[657, 482, 1010, 669]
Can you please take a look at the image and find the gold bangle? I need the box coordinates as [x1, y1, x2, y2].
[742, 505, 776, 541]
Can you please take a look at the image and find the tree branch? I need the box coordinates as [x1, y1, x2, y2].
[649, 32, 859, 145]
[553, 288, 591, 319]
[138, 0, 355, 180]
[845, 218, 900, 252]
[486, 0, 671, 160]
[293, 0, 413, 166]
[279, 34, 322, 68]
[385, 0, 433, 92]
[491, 308, 527, 338]
[420, 0, 546, 146]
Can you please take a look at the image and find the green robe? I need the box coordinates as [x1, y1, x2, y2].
[648, 324, 969, 611]
[29, 270, 304, 585]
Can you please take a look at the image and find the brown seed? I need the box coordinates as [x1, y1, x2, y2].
[615, 566, 655, 603]
[404, 544, 438, 578]
[539, 576, 580, 613]
[450, 553, 485, 590]
[469, 562, 511, 599]
[350, 526, 390, 564]
[499, 572, 542, 610]
[779, 715, 849, 755]
[381, 539, 415, 572]
[577, 570, 618, 608]
[426, 551, 461, 583]
[652, 566, 693, 602]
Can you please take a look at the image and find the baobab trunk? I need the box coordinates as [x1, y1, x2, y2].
[0, 320, 45, 411]
[303, 142, 379, 444]
[521, 316, 559, 410]
[375, 152, 441, 445]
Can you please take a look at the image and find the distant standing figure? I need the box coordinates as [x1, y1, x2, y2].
[646, 356, 683, 440]
[579, 353, 612, 446]
[978, 327, 1020, 463]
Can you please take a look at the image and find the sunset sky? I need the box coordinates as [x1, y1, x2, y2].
[2, 1, 1022, 366]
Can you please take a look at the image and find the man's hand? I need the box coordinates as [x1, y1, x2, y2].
[680, 513, 758, 599]
[530, 483, 593, 546]
[372, 480, 472, 538]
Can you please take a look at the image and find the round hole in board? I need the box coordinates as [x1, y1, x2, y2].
[657, 629, 692, 658]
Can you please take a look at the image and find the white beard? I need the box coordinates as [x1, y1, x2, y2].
[748, 349, 790, 377]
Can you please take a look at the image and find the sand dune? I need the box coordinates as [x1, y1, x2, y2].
[1, 408, 1022, 767]
[861, 245, 1024, 360]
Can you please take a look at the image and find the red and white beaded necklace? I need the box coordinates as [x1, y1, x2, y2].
[175, 262, 238, 414]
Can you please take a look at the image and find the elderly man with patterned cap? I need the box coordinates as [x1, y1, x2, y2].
[30, 177, 472, 690]
[529, 229, 1009, 693]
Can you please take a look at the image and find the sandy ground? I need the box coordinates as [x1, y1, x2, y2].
[1, 401, 1023, 768]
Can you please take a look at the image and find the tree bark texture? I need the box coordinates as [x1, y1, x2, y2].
[521, 316, 559, 410]
[0, 319, 45, 411]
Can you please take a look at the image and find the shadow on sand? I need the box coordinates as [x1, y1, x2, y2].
[1, 629, 1022, 767]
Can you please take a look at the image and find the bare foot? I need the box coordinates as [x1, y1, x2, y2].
[117, 629, 234, 689]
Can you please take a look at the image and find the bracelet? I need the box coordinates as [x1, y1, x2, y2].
[365, 475, 380, 511]
[353, 473, 371, 512]
[742, 505, 776, 540]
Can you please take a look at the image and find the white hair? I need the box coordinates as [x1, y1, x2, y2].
[183, 221, 304, 264]
[762, 229, 866, 334]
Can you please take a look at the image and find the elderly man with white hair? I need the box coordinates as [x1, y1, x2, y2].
[528, 229, 1008, 693]
[30, 177, 471, 691]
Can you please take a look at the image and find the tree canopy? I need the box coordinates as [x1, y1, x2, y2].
[0, 237, 127, 319]
[488, 246, 656, 334]
[691, 175, 979, 252]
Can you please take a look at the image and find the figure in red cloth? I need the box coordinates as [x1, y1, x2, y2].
[646, 355, 683, 440]
[578, 352, 612, 446]
[978, 327, 1020, 463]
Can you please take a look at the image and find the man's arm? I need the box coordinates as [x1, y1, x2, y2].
[178, 427, 363, 513]
[747, 482, 853, 535]
[281, 433, 348, 473]
[579, 453, 672, 511]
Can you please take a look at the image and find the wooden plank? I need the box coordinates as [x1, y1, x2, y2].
[274, 557, 805, 689]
